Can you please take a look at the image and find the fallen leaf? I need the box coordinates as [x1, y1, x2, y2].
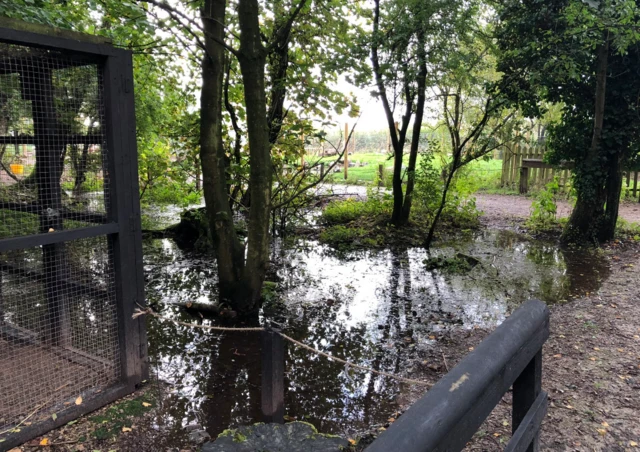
[48, 228, 55, 233]
[142, 402, 152, 407]
[559, 334, 566, 338]
[601, 421, 609, 428]
[387, 418, 395, 423]
[597, 428, 607, 436]
[51, 413, 57, 421]
[630, 441, 638, 447]
[565, 405, 574, 409]
[75, 396, 83, 405]
[493, 433, 501, 437]
[348, 439, 357, 445]
[502, 420, 509, 426]
[40, 438, 50, 446]
[593, 347, 600, 351]
[589, 357, 596, 361]
[617, 348, 624, 352]
[122, 426, 132, 432]
[428, 335, 436, 340]
[553, 354, 562, 358]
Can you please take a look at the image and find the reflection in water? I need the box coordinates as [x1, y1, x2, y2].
[143, 229, 609, 445]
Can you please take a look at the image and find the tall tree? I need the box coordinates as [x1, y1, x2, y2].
[370, 0, 474, 226]
[496, 0, 640, 243]
[140, 0, 366, 315]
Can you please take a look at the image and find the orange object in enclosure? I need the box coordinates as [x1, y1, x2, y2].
[9, 163, 23, 175]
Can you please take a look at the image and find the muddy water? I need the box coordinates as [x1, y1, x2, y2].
[142, 230, 609, 445]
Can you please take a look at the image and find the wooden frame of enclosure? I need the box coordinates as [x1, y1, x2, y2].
[0, 20, 147, 449]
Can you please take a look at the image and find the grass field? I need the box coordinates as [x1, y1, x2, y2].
[307, 152, 504, 190]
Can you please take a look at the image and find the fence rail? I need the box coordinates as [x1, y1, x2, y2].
[501, 144, 640, 198]
[365, 299, 550, 452]
[501, 144, 571, 192]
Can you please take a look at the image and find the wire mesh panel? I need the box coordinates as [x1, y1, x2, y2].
[0, 43, 109, 236]
[0, 20, 146, 449]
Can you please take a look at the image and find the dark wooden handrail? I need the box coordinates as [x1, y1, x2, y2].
[366, 299, 550, 452]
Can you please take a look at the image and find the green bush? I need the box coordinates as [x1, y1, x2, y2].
[527, 177, 560, 230]
[321, 189, 392, 225]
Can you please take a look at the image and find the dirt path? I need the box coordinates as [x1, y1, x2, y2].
[390, 241, 640, 451]
[476, 193, 640, 227]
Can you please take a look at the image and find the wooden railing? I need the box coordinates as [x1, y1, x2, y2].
[366, 299, 550, 452]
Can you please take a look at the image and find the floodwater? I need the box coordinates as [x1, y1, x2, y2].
[141, 216, 609, 445]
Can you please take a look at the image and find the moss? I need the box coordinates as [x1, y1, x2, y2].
[88, 396, 155, 440]
[0, 16, 111, 44]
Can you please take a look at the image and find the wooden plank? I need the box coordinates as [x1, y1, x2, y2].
[344, 123, 349, 180]
[0, 223, 118, 253]
[633, 171, 638, 198]
[513, 351, 543, 452]
[519, 167, 529, 194]
[506, 391, 548, 452]
[0, 21, 115, 57]
[366, 300, 550, 452]
[0, 134, 103, 145]
[626, 171, 631, 198]
[104, 49, 147, 388]
[0, 384, 130, 450]
[0, 201, 107, 224]
[262, 329, 285, 423]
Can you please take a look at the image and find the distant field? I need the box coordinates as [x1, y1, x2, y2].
[305, 152, 504, 190]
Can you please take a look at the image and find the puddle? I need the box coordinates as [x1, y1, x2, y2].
[142, 229, 609, 445]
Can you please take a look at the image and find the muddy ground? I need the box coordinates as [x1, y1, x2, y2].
[476, 193, 640, 227]
[390, 239, 640, 451]
[6, 194, 640, 452]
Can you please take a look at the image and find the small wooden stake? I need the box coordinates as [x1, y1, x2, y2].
[262, 329, 285, 424]
[344, 123, 349, 180]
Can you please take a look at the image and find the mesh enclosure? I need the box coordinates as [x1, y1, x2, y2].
[0, 36, 131, 442]
[0, 42, 109, 236]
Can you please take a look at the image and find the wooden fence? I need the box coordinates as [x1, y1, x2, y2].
[501, 143, 640, 198]
[501, 144, 571, 191]
[366, 299, 550, 452]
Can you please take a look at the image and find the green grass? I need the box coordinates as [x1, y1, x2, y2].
[307, 152, 503, 188]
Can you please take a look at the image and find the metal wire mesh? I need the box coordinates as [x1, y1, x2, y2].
[0, 42, 109, 237]
[0, 42, 120, 437]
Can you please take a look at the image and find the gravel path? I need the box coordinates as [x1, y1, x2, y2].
[476, 193, 640, 227]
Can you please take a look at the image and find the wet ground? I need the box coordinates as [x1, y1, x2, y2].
[13, 196, 640, 452]
[139, 228, 608, 447]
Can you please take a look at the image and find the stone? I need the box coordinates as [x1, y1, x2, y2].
[189, 429, 212, 445]
[201, 422, 349, 452]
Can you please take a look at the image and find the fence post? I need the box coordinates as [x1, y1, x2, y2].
[512, 350, 542, 452]
[519, 167, 529, 194]
[320, 162, 325, 179]
[344, 123, 349, 180]
[378, 164, 384, 187]
[262, 329, 285, 424]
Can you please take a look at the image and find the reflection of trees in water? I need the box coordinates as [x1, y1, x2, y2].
[143, 232, 611, 442]
[145, 242, 428, 439]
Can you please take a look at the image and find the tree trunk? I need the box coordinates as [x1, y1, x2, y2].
[600, 153, 622, 242]
[400, 31, 427, 224]
[562, 36, 609, 244]
[200, 0, 246, 306]
[237, 0, 273, 314]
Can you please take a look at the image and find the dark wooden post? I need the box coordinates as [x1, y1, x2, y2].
[519, 167, 529, 194]
[512, 350, 542, 452]
[320, 162, 325, 179]
[262, 329, 285, 424]
[22, 67, 72, 347]
[378, 164, 384, 187]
